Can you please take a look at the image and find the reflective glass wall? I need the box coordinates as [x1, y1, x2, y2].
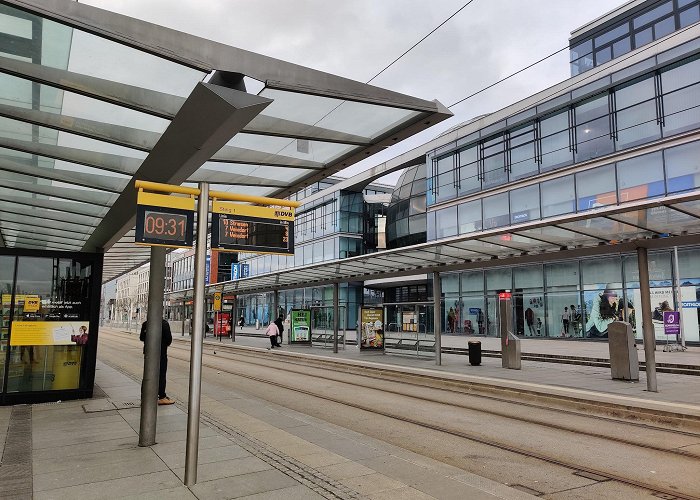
[435, 248, 700, 342]
[570, 0, 700, 76]
[427, 53, 700, 209]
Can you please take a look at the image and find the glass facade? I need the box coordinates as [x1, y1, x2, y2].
[570, 0, 700, 76]
[386, 165, 427, 248]
[428, 53, 700, 210]
[436, 250, 700, 342]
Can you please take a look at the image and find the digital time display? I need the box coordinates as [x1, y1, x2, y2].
[212, 213, 294, 255]
[135, 205, 194, 248]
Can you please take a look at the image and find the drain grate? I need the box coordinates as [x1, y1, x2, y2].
[111, 400, 140, 410]
[0, 405, 32, 499]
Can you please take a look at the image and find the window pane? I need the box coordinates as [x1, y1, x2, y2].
[612, 37, 632, 57]
[541, 175, 575, 217]
[510, 185, 540, 223]
[426, 210, 436, 241]
[540, 131, 573, 171]
[435, 205, 458, 239]
[576, 164, 617, 211]
[661, 57, 700, 93]
[616, 100, 661, 148]
[617, 151, 665, 201]
[486, 268, 511, 291]
[510, 142, 538, 179]
[483, 193, 509, 229]
[665, 141, 700, 193]
[458, 161, 481, 195]
[654, 16, 675, 39]
[634, 27, 653, 47]
[571, 56, 594, 75]
[633, 2, 672, 29]
[458, 199, 482, 234]
[540, 110, 569, 136]
[680, 6, 700, 27]
[546, 261, 579, 288]
[582, 256, 622, 286]
[595, 23, 630, 46]
[435, 171, 457, 203]
[663, 83, 700, 136]
[576, 116, 613, 162]
[595, 46, 612, 65]
[576, 94, 609, 123]
[570, 39, 592, 61]
[436, 154, 454, 175]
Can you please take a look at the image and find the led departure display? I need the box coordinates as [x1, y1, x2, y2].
[135, 205, 194, 248]
[211, 201, 295, 255]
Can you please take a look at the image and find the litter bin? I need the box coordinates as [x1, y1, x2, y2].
[468, 340, 481, 366]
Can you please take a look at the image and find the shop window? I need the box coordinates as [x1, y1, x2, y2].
[482, 192, 509, 230]
[435, 205, 458, 239]
[665, 141, 700, 193]
[509, 184, 540, 224]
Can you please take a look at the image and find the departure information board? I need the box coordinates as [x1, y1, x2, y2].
[135, 192, 195, 248]
[211, 201, 294, 255]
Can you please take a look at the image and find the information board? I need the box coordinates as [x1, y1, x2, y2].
[135, 192, 195, 248]
[211, 201, 294, 255]
[289, 309, 311, 343]
[360, 307, 384, 350]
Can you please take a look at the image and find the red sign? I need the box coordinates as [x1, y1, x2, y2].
[498, 292, 512, 300]
[214, 313, 231, 337]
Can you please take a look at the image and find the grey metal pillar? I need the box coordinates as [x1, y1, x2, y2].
[181, 297, 186, 336]
[673, 246, 686, 348]
[433, 272, 442, 366]
[231, 299, 237, 342]
[333, 282, 339, 354]
[273, 290, 279, 323]
[637, 246, 658, 392]
[138, 246, 166, 447]
[185, 183, 209, 486]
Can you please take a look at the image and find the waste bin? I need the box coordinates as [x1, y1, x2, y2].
[468, 340, 481, 366]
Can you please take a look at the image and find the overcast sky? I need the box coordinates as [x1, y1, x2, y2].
[81, 0, 623, 184]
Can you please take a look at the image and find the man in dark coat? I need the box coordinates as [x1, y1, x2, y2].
[140, 318, 174, 405]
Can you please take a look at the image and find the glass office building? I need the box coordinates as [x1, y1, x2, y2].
[379, 0, 700, 343]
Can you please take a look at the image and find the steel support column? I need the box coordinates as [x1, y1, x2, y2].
[333, 282, 339, 354]
[138, 245, 165, 447]
[185, 183, 209, 486]
[673, 246, 686, 348]
[637, 246, 658, 392]
[433, 272, 441, 366]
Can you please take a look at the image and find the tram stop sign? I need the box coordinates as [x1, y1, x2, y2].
[663, 311, 680, 335]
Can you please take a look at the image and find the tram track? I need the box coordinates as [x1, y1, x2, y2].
[102, 331, 700, 499]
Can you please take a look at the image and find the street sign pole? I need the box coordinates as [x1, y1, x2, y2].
[185, 182, 209, 486]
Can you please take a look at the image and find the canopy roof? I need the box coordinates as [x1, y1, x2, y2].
[0, 0, 452, 281]
[166, 189, 700, 299]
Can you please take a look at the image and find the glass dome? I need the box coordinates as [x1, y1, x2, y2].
[385, 164, 427, 249]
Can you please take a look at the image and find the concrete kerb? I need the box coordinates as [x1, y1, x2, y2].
[194, 337, 700, 431]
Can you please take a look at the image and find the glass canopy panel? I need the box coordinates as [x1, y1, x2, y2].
[609, 207, 700, 235]
[195, 162, 314, 185]
[516, 226, 597, 247]
[477, 234, 549, 252]
[259, 89, 423, 140]
[557, 217, 654, 241]
[224, 133, 355, 167]
[432, 245, 482, 261]
[0, 187, 109, 218]
[0, 4, 207, 96]
[0, 75, 170, 133]
[672, 199, 700, 217]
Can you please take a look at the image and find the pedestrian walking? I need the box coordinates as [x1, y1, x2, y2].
[140, 318, 175, 405]
[274, 316, 284, 346]
[265, 320, 280, 349]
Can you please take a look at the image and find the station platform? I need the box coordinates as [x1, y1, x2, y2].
[0, 354, 539, 499]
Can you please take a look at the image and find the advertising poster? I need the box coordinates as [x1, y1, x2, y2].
[633, 288, 675, 340]
[214, 312, 230, 337]
[10, 321, 89, 346]
[290, 309, 311, 343]
[360, 307, 384, 350]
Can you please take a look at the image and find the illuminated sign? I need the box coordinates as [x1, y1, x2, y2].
[498, 290, 512, 300]
[135, 192, 195, 248]
[211, 201, 294, 255]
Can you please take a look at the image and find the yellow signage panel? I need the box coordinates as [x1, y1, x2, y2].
[137, 191, 195, 211]
[2, 294, 40, 308]
[213, 292, 222, 311]
[10, 321, 89, 346]
[24, 296, 41, 312]
[212, 200, 294, 221]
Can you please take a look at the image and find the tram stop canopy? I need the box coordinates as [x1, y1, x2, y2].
[0, 0, 452, 281]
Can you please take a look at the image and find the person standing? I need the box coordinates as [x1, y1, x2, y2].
[140, 318, 174, 405]
[447, 307, 456, 334]
[274, 316, 284, 346]
[525, 308, 535, 336]
[265, 320, 280, 349]
[561, 307, 571, 336]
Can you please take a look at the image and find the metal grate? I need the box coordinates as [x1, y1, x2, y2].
[0, 405, 32, 499]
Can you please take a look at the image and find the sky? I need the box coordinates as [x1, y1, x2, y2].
[79, 0, 623, 184]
